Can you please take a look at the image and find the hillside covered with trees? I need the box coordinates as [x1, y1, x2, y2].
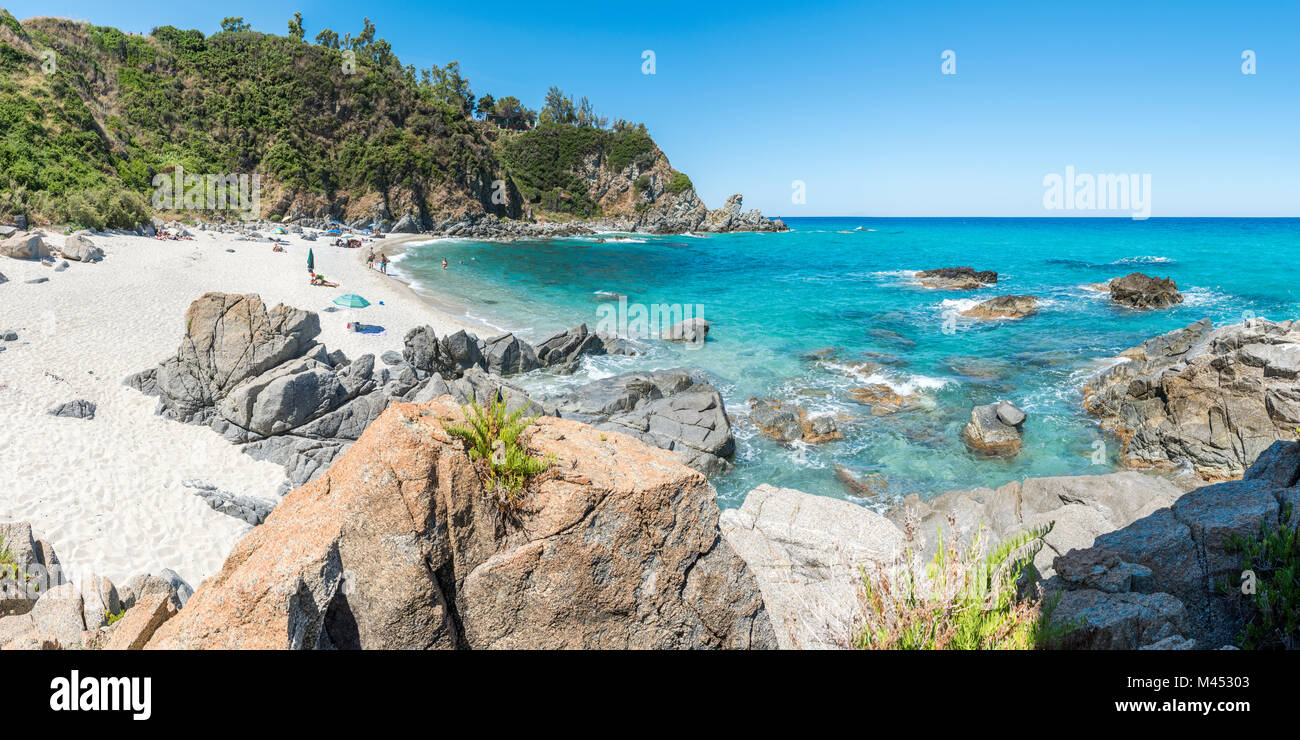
[0, 11, 701, 230]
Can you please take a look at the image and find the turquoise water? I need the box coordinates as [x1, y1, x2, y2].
[392, 218, 1300, 510]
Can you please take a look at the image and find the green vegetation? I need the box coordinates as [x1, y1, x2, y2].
[498, 122, 660, 217]
[667, 171, 693, 195]
[105, 608, 126, 626]
[1224, 502, 1298, 650]
[0, 12, 670, 229]
[855, 522, 1072, 649]
[442, 395, 553, 510]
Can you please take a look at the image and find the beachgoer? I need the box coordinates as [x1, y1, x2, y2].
[381, 254, 389, 274]
[441, 258, 448, 270]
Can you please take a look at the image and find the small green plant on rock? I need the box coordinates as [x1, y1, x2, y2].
[854, 520, 1072, 649]
[442, 394, 553, 514]
[1224, 502, 1298, 650]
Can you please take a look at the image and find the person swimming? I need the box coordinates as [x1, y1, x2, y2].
[441, 258, 448, 269]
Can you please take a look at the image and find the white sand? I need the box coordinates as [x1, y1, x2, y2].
[0, 228, 484, 587]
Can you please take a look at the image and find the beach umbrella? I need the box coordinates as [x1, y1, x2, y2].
[332, 294, 371, 309]
[307, 248, 314, 272]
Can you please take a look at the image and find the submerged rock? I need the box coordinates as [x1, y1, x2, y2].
[960, 294, 1038, 319]
[748, 398, 843, 444]
[916, 266, 997, 290]
[661, 317, 709, 344]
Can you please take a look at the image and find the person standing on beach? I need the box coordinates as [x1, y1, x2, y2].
[380, 253, 389, 275]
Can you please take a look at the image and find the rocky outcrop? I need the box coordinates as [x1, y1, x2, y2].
[960, 295, 1038, 319]
[916, 267, 997, 290]
[545, 368, 737, 475]
[1083, 318, 1299, 479]
[961, 401, 1026, 456]
[1109, 272, 1182, 308]
[146, 396, 776, 649]
[0, 232, 50, 260]
[720, 485, 904, 649]
[481, 332, 541, 375]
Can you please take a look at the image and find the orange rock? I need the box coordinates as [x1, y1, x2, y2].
[148, 396, 774, 650]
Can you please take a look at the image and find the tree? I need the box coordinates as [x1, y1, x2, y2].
[475, 94, 496, 119]
[539, 86, 577, 125]
[288, 12, 304, 41]
[315, 29, 339, 49]
[220, 17, 251, 34]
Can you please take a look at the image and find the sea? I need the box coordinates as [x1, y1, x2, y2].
[390, 217, 1300, 511]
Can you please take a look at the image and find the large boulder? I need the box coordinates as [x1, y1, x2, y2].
[60, 235, 104, 262]
[961, 401, 1025, 456]
[481, 332, 541, 375]
[721, 485, 905, 649]
[402, 326, 485, 379]
[153, 293, 321, 423]
[147, 396, 776, 649]
[534, 323, 610, 374]
[0, 232, 50, 260]
[1083, 318, 1300, 478]
[1109, 272, 1182, 308]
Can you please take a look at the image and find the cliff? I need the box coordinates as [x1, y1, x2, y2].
[0, 12, 785, 234]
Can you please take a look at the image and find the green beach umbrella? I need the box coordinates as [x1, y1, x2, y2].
[307, 248, 314, 272]
[332, 294, 371, 309]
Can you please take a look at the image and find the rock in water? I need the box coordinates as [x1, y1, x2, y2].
[661, 317, 710, 343]
[721, 485, 905, 649]
[961, 401, 1025, 456]
[47, 400, 96, 419]
[481, 332, 541, 375]
[533, 323, 633, 374]
[748, 398, 842, 444]
[1083, 318, 1300, 478]
[960, 295, 1038, 319]
[915, 266, 998, 290]
[145, 396, 776, 650]
[1108, 272, 1182, 308]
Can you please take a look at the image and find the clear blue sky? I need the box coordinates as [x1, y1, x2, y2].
[8, 0, 1298, 216]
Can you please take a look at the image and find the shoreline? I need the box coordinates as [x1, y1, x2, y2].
[0, 227, 494, 586]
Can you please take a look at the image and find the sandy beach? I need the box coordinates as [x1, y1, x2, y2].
[0, 227, 485, 586]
